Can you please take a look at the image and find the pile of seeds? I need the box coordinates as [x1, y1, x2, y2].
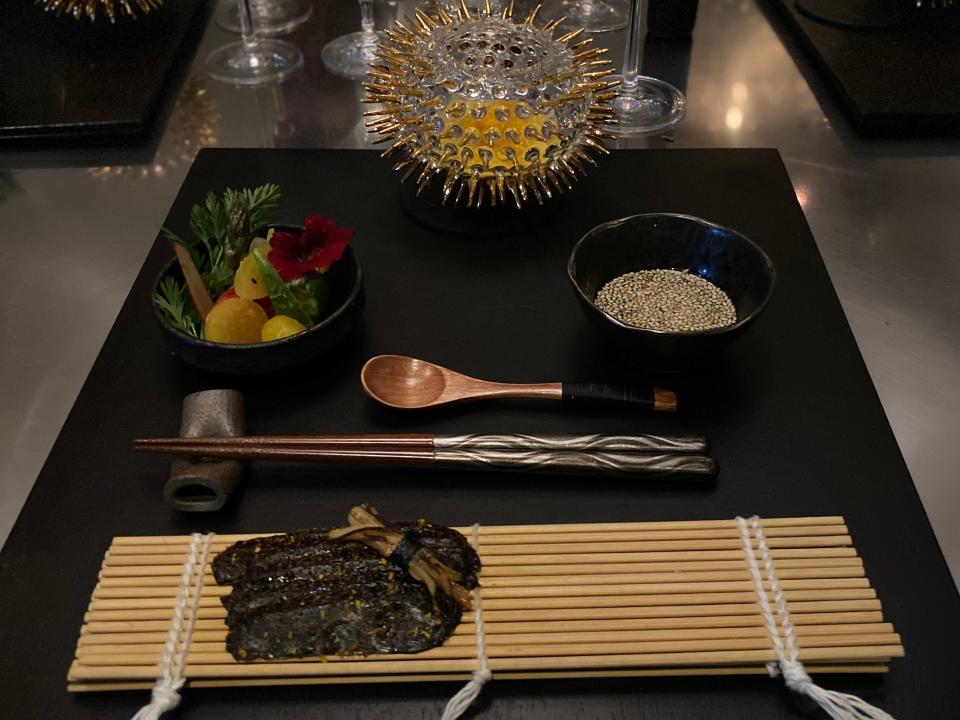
[594, 269, 737, 332]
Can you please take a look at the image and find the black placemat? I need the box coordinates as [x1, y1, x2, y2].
[0, 149, 956, 718]
[765, 0, 960, 137]
[0, 0, 208, 145]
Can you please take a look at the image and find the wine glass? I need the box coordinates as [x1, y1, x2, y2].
[451, 0, 503, 12]
[215, 0, 313, 37]
[605, 0, 686, 135]
[206, 0, 303, 85]
[541, 0, 629, 33]
[322, 0, 382, 80]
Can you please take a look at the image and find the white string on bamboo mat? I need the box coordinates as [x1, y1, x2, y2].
[131, 532, 215, 720]
[440, 523, 491, 720]
[735, 516, 895, 720]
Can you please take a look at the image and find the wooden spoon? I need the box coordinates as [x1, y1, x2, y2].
[360, 355, 677, 412]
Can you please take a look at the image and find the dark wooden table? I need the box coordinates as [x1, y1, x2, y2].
[0, 149, 956, 719]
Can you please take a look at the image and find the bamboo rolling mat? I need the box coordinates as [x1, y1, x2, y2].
[68, 516, 903, 692]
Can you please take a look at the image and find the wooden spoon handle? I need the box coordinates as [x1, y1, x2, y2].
[561, 382, 677, 412]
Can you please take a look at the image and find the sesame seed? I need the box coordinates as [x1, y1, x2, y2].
[594, 269, 737, 332]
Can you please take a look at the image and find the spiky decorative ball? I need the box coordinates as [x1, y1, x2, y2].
[36, 0, 164, 23]
[365, 1, 617, 209]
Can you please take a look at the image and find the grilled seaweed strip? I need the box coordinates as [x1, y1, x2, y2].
[212, 522, 480, 661]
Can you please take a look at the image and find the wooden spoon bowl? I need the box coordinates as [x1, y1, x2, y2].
[361, 355, 454, 409]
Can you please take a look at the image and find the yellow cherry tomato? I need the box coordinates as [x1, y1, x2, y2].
[204, 297, 268, 344]
[260, 315, 307, 342]
[233, 252, 269, 300]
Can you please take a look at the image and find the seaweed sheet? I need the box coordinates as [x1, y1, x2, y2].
[212, 522, 481, 660]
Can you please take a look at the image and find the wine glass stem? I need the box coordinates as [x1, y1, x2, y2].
[360, 0, 377, 47]
[238, 0, 261, 54]
[444, 0, 501, 14]
[620, 0, 647, 98]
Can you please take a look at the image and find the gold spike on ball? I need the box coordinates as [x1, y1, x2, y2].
[364, 1, 616, 209]
[36, 0, 165, 23]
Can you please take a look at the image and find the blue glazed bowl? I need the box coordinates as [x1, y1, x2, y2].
[152, 225, 364, 375]
[567, 213, 775, 371]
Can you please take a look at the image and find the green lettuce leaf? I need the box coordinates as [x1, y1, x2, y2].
[288, 276, 330, 322]
[253, 250, 312, 327]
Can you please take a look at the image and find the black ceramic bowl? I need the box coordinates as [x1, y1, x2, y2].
[152, 227, 364, 375]
[567, 213, 775, 371]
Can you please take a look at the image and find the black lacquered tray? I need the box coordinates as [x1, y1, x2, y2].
[0, 149, 957, 719]
[765, 0, 960, 137]
[0, 0, 208, 144]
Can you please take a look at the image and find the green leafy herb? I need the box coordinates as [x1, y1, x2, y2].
[244, 184, 283, 234]
[253, 250, 312, 327]
[177, 182, 281, 276]
[188, 192, 227, 263]
[159, 182, 282, 311]
[153, 276, 200, 338]
[202, 248, 235, 297]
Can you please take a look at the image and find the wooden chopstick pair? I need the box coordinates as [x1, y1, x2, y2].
[135, 433, 717, 479]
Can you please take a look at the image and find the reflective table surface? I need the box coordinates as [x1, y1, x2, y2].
[1, 0, 958, 589]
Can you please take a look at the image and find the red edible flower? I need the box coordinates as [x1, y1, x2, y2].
[267, 215, 352, 282]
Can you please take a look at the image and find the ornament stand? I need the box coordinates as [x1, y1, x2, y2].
[399, 176, 564, 236]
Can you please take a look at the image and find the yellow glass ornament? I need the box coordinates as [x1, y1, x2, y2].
[364, 1, 616, 209]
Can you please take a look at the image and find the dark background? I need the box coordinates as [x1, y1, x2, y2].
[765, 0, 960, 137]
[0, 149, 956, 719]
[0, 0, 208, 145]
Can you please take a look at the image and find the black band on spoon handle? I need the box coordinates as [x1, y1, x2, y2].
[561, 382, 678, 412]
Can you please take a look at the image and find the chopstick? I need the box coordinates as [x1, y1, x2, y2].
[134, 434, 717, 479]
[135, 433, 709, 453]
